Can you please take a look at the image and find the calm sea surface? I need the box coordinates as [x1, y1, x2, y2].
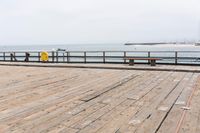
[0, 43, 200, 51]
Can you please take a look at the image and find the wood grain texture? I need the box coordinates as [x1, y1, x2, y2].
[0, 65, 199, 133]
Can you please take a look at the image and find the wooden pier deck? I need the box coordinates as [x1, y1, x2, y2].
[0, 65, 200, 133]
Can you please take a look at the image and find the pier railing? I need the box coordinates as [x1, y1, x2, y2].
[0, 51, 200, 65]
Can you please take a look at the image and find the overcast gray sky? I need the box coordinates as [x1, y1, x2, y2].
[0, 0, 200, 45]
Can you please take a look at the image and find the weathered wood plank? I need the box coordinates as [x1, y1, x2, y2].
[134, 72, 191, 133]
[0, 65, 199, 133]
[179, 75, 200, 133]
[157, 73, 198, 133]
[117, 72, 185, 133]
[79, 72, 171, 133]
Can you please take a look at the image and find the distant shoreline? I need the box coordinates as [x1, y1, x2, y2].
[124, 43, 195, 46]
[125, 43, 167, 45]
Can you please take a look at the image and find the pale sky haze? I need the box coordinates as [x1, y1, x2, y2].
[0, 0, 200, 45]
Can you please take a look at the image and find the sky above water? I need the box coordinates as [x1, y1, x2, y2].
[0, 0, 200, 45]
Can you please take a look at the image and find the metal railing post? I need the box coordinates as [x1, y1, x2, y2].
[52, 51, 54, 62]
[103, 51, 106, 63]
[10, 53, 13, 61]
[124, 51, 126, 64]
[66, 52, 69, 63]
[84, 52, 86, 63]
[56, 52, 58, 63]
[175, 51, 178, 65]
[148, 52, 151, 64]
[63, 53, 65, 62]
[38, 52, 40, 62]
[3, 52, 5, 61]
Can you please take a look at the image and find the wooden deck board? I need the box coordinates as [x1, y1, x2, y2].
[114, 72, 179, 133]
[179, 76, 200, 133]
[0, 65, 199, 133]
[77, 71, 170, 133]
[156, 73, 197, 133]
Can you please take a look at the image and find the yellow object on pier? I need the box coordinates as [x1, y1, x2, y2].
[41, 51, 49, 62]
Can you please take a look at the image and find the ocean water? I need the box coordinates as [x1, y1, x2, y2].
[0, 43, 200, 51]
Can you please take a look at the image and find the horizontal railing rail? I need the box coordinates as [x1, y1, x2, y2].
[0, 51, 200, 65]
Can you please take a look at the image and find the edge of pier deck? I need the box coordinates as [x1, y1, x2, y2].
[0, 62, 200, 73]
